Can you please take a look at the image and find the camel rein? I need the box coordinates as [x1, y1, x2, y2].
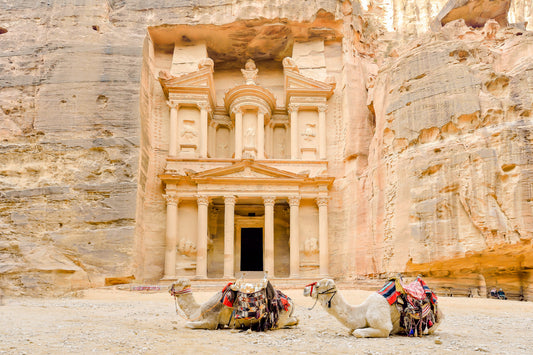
[170, 286, 220, 322]
[306, 283, 337, 310]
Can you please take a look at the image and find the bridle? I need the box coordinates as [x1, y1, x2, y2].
[306, 282, 337, 309]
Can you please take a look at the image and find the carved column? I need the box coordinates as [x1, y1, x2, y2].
[163, 193, 179, 279]
[198, 102, 210, 158]
[289, 195, 301, 278]
[263, 196, 276, 276]
[223, 195, 236, 279]
[316, 196, 329, 276]
[196, 195, 209, 279]
[318, 104, 327, 160]
[289, 104, 299, 159]
[234, 108, 243, 160]
[167, 101, 179, 156]
[257, 110, 265, 159]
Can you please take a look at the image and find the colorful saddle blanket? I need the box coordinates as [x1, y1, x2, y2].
[378, 277, 439, 337]
[220, 281, 291, 331]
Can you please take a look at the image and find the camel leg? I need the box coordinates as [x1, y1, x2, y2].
[353, 327, 390, 338]
[185, 319, 218, 330]
[283, 316, 299, 327]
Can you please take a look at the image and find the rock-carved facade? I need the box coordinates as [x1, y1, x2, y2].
[157, 55, 335, 279]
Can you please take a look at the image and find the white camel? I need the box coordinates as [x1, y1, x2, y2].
[303, 279, 442, 338]
[169, 278, 299, 330]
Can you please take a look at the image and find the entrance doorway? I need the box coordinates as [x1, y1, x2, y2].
[240, 227, 263, 271]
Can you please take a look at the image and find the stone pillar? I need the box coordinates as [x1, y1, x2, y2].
[167, 101, 179, 156]
[223, 195, 236, 279]
[289, 104, 299, 159]
[257, 110, 265, 159]
[234, 108, 243, 159]
[318, 104, 327, 160]
[199, 102, 210, 158]
[289, 195, 301, 278]
[317, 196, 329, 276]
[263, 196, 275, 276]
[163, 193, 179, 279]
[196, 195, 209, 279]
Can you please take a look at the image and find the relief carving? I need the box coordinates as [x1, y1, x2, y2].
[181, 120, 198, 141]
[304, 237, 319, 256]
[177, 239, 197, 257]
[302, 123, 316, 141]
[241, 58, 259, 85]
[244, 127, 256, 147]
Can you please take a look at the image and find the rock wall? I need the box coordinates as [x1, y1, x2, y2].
[363, 21, 533, 298]
[0, 0, 532, 297]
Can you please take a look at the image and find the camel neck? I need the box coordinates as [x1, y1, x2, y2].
[322, 291, 366, 330]
[175, 292, 201, 318]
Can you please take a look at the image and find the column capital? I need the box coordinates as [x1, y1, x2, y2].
[166, 100, 179, 109]
[196, 195, 210, 206]
[263, 196, 276, 207]
[316, 196, 329, 207]
[231, 106, 243, 115]
[288, 104, 299, 114]
[317, 104, 327, 113]
[288, 195, 301, 207]
[163, 193, 179, 206]
[224, 195, 236, 206]
[197, 101, 212, 113]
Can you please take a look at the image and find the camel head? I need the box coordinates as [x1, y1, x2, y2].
[303, 278, 337, 300]
[168, 278, 192, 296]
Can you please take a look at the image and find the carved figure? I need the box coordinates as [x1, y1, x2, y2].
[282, 57, 299, 72]
[159, 70, 174, 80]
[304, 238, 319, 256]
[181, 123, 198, 141]
[169, 278, 299, 330]
[198, 57, 214, 70]
[177, 239, 197, 257]
[302, 124, 316, 141]
[304, 278, 442, 338]
[241, 59, 259, 85]
[244, 127, 255, 147]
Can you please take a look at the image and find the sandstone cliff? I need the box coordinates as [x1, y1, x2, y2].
[0, 1, 531, 297]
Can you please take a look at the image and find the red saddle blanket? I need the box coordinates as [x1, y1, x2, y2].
[378, 277, 438, 305]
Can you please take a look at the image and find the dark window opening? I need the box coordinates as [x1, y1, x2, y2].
[240, 228, 263, 271]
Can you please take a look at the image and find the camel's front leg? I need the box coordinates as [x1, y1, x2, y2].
[352, 327, 390, 338]
[185, 319, 218, 330]
[280, 316, 299, 327]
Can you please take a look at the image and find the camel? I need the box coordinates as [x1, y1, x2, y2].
[169, 278, 299, 330]
[304, 279, 442, 338]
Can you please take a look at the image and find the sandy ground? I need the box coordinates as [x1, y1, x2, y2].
[0, 286, 532, 355]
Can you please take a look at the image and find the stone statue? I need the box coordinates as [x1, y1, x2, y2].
[241, 58, 258, 85]
[244, 127, 255, 147]
[282, 57, 299, 72]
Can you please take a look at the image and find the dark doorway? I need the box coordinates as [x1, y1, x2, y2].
[240, 227, 263, 271]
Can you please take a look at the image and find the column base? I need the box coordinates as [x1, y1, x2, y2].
[161, 276, 178, 281]
[194, 275, 208, 280]
[289, 274, 300, 279]
[223, 275, 235, 279]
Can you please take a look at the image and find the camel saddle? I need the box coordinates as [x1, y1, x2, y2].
[220, 280, 290, 331]
[378, 276, 439, 336]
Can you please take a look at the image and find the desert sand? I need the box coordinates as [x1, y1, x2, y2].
[1, 286, 532, 355]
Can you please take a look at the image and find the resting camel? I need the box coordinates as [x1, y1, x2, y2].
[169, 278, 299, 330]
[304, 279, 442, 338]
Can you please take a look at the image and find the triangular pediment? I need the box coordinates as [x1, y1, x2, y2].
[284, 70, 335, 101]
[192, 160, 306, 181]
[159, 67, 215, 99]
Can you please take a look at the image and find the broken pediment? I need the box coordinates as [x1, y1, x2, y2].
[284, 64, 335, 104]
[158, 64, 216, 106]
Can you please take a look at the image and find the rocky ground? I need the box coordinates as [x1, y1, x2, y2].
[0, 287, 532, 355]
